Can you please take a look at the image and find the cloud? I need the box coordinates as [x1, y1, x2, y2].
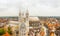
[0, 0, 60, 16]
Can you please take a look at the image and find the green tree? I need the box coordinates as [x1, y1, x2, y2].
[0, 28, 5, 36]
[7, 26, 12, 35]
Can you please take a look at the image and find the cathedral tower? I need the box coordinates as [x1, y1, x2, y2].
[25, 9, 29, 36]
[19, 10, 29, 36]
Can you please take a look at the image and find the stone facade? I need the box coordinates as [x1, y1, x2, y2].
[19, 10, 29, 36]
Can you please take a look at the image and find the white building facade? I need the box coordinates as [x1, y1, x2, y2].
[19, 10, 29, 36]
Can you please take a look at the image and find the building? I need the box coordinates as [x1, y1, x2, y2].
[19, 10, 29, 36]
[29, 17, 41, 36]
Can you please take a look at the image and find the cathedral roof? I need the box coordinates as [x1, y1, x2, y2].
[29, 17, 40, 22]
[29, 17, 40, 24]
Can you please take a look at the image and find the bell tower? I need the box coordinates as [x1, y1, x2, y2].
[25, 9, 29, 25]
[19, 9, 29, 36]
[19, 10, 22, 22]
[25, 9, 29, 36]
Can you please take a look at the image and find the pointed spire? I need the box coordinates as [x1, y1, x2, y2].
[26, 9, 29, 13]
[26, 9, 28, 12]
[26, 9, 29, 16]
[19, 10, 21, 16]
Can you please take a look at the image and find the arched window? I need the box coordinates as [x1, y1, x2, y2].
[20, 23, 26, 28]
[20, 23, 26, 32]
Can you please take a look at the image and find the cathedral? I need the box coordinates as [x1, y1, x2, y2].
[19, 10, 29, 36]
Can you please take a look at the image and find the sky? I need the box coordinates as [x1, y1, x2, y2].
[0, 0, 60, 16]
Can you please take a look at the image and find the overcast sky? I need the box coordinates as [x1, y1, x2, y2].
[0, 0, 60, 16]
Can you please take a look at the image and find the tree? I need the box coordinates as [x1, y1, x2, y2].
[0, 28, 5, 36]
[7, 26, 12, 35]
